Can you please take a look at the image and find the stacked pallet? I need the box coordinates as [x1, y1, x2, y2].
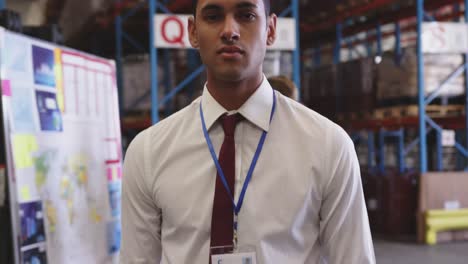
[362, 168, 419, 237]
[122, 54, 164, 112]
[302, 64, 339, 120]
[340, 58, 376, 114]
[372, 48, 466, 120]
[373, 104, 465, 119]
[302, 58, 375, 120]
[302, 48, 466, 121]
[377, 48, 465, 104]
[122, 52, 204, 115]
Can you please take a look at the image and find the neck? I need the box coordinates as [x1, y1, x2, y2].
[206, 73, 264, 111]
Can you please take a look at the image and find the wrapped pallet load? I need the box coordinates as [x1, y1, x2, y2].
[376, 48, 464, 106]
[339, 58, 376, 113]
[302, 64, 340, 120]
[302, 57, 376, 119]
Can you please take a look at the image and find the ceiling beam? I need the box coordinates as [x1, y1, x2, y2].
[301, 0, 464, 48]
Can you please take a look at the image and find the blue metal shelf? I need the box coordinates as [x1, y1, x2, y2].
[415, 0, 468, 172]
[326, 1, 468, 172]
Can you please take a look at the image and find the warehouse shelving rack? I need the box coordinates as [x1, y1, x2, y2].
[304, 0, 468, 173]
[115, 0, 301, 124]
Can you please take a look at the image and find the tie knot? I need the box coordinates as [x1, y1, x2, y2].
[220, 113, 242, 138]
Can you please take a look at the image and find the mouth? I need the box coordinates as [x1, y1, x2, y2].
[217, 46, 244, 58]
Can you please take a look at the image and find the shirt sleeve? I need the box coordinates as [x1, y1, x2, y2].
[120, 130, 162, 264]
[319, 126, 375, 264]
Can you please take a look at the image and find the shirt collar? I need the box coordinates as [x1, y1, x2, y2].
[201, 75, 274, 132]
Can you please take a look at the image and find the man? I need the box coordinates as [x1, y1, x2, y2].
[120, 0, 375, 263]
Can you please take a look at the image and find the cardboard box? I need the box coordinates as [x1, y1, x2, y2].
[376, 49, 465, 102]
[418, 172, 468, 243]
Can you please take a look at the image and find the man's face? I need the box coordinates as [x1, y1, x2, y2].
[188, 0, 276, 82]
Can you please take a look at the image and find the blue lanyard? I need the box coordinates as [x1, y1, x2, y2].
[200, 90, 276, 216]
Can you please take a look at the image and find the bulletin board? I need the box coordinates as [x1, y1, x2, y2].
[0, 27, 122, 264]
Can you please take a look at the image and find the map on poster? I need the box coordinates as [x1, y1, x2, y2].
[0, 28, 122, 264]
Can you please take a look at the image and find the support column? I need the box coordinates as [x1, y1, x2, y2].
[417, 0, 428, 172]
[150, 0, 159, 123]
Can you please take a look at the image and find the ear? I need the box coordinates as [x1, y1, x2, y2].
[188, 16, 199, 48]
[266, 14, 277, 46]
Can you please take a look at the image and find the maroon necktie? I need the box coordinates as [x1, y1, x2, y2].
[210, 113, 242, 249]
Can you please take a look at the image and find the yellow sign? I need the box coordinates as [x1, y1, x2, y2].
[90, 207, 103, 223]
[54, 48, 65, 112]
[20, 186, 31, 201]
[12, 134, 38, 169]
[45, 200, 57, 233]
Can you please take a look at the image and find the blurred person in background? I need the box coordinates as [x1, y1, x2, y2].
[267, 75, 298, 100]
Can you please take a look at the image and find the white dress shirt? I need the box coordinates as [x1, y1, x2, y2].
[120, 77, 375, 264]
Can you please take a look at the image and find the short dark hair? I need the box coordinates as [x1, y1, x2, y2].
[192, 0, 271, 18]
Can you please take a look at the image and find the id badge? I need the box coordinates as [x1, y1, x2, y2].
[211, 252, 256, 264]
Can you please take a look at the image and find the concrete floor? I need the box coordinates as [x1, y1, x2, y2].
[374, 239, 468, 264]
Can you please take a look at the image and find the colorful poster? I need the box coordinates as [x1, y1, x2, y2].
[10, 81, 37, 132]
[2, 79, 12, 96]
[35, 91, 62, 132]
[54, 49, 65, 112]
[106, 219, 121, 255]
[22, 245, 47, 264]
[3, 33, 31, 75]
[105, 139, 120, 162]
[62, 65, 77, 116]
[31, 134, 111, 263]
[2, 31, 122, 264]
[20, 201, 46, 247]
[95, 73, 104, 117]
[76, 68, 87, 116]
[87, 72, 96, 117]
[12, 134, 38, 169]
[108, 180, 121, 218]
[32, 45, 56, 88]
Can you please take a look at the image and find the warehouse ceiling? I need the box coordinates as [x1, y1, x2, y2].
[6, 0, 112, 40]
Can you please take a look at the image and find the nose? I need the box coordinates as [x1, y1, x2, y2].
[221, 15, 240, 43]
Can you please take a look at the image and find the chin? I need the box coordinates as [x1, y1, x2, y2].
[215, 69, 245, 82]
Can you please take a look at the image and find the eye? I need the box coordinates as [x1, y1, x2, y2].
[203, 13, 221, 22]
[238, 12, 256, 21]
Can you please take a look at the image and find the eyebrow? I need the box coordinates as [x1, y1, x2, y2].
[236, 2, 258, 10]
[200, 4, 223, 13]
[200, 2, 259, 13]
